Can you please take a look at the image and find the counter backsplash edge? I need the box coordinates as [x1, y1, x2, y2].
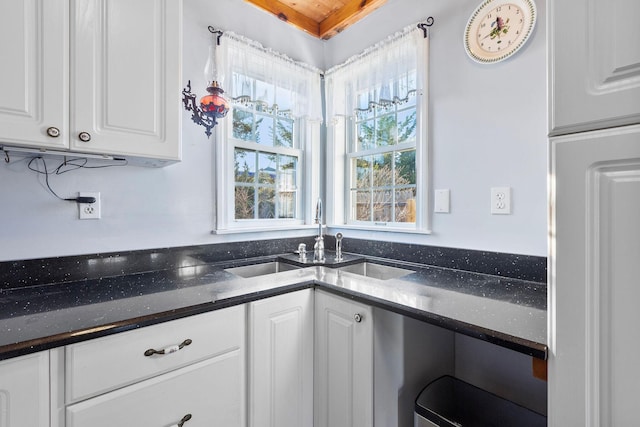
[0, 237, 546, 290]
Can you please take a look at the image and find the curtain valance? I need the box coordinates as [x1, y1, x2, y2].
[324, 22, 430, 121]
[218, 32, 323, 121]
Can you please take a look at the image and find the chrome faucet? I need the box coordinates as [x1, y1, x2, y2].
[314, 198, 325, 263]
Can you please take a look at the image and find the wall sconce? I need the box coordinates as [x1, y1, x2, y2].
[182, 26, 229, 138]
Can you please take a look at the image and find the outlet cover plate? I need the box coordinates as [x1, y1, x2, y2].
[491, 187, 511, 214]
[79, 192, 101, 220]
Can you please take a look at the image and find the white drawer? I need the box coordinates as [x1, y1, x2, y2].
[66, 349, 244, 427]
[66, 305, 244, 403]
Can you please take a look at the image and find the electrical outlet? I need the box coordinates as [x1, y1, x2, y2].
[491, 187, 511, 214]
[78, 192, 101, 220]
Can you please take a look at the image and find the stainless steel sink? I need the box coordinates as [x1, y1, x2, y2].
[337, 262, 414, 280]
[224, 261, 301, 278]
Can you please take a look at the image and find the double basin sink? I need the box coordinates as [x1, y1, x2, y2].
[224, 260, 415, 281]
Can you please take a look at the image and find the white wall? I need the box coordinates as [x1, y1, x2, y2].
[0, 0, 547, 261]
[324, 0, 548, 256]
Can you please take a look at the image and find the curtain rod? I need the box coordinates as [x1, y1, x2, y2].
[324, 17, 434, 76]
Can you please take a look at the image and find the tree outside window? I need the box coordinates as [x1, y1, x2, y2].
[231, 74, 299, 221]
[349, 87, 417, 224]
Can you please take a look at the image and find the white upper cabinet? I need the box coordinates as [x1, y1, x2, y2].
[70, 0, 181, 163]
[0, 0, 181, 165]
[0, 0, 68, 149]
[549, 0, 640, 135]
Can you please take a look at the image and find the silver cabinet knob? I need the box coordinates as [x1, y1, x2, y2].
[46, 127, 60, 138]
[78, 132, 92, 142]
[354, 313, 363, 323]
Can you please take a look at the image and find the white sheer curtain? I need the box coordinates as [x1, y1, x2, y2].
[324, 22, 429, 121]
[218, 32, 323, 122]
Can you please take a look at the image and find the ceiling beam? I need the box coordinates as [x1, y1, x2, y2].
[319, 0, 387, 39]
[244, 0, 387, 40]
[243, 0, 320, 37]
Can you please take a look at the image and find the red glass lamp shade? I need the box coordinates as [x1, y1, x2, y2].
[200, 83, 229, 119]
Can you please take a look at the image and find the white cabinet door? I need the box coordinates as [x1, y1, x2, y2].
[549, 0, 640, 135]
[70, 0, 181, 162]
[0, 351, 50, 427]
[0, 0, 68, 149]
[66, 350, 244, 427]
[549, 125, 640, 426]
[314, 290, 373, 427]
[248, 289, 314, 427]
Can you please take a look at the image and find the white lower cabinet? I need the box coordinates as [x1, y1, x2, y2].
[1, 289, 378, 427]
[0, 351, 50, 427]
[66, 351, 243, 427]
[65, 305, 246, 427]
[314, 290, 373, 427]
[248, 289, 314, 427]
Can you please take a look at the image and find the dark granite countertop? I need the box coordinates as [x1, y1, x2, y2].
[0, 253, 547, 361]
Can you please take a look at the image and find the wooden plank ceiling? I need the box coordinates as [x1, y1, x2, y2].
[244, 0, 387, 40]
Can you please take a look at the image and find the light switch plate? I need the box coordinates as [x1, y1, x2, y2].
[434, 189, 450, 213]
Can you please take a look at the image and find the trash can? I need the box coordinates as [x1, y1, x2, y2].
[414, 375, 546, 427]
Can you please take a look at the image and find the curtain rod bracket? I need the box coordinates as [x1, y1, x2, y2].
[208, 26, 224, 45]
[417, 17, 434, 38]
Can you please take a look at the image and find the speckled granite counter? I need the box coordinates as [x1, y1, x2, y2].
[0, 251, 547, 361]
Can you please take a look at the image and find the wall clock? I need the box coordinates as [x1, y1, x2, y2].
[464, 0, 537, 64]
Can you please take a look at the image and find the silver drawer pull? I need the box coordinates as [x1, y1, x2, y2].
[172, 413, 192, 427]
[354, 313, 363, 323]
[144, 338, 192, 357]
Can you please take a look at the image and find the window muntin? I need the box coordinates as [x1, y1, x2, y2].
[234, 148, 298, 220]
[348, 74, 418, 226]
[230, 73, 301, 222]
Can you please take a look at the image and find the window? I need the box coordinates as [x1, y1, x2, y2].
[325, 25, 429, 232]
[350, 72, 418, 224]
[214, 33, 322, 233]
[231, 73, 300, 220]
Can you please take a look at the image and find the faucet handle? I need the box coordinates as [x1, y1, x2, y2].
[297, 243, 307, 262]
[335, 232, 344, 262]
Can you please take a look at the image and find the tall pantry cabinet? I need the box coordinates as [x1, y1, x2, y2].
[548, 0, 640, 425]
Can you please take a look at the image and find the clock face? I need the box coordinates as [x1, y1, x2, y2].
[464, 0, 537, 63]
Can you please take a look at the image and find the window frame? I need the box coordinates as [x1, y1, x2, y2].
[214, 117, 320, 234]
[326, 72, 430, 234]
[213, 79, 321, 235]
[346, 84, 420, 228]
[230, 128, 303, 224]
